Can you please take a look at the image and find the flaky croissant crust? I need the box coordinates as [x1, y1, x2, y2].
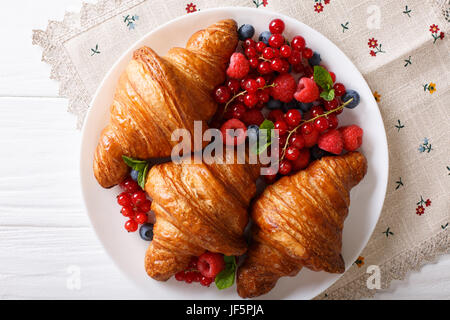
[237, 152, 368, 298]
[144, 152, 260, 281]
[93, 19, 238, 188]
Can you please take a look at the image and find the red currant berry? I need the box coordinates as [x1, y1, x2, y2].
[291, 36, 306, 51]
[300, 122, 315, 135]
[117, 192, 132, 207]
[286, 146, 300, 161]
[327, 114, 339, 129]
[284, 109, 302, 127]
[303, 129, 320, 148]
[175, 271, 186, 281]
[314, 117, 329, 132]
[291, 148, 311, 171]
[244, 93, 259, 108]
[197, 252, 225, 278]
[121, 206, 135, 218]
[255, 76, 266, 88]
[249, 57, 259, 69]
[274, 120, 288, 136]
[193, 272, 202, 282]
[278, 134, 288, 149]
[289, 133, 305, 150]
[245, 46, 258, 58]
[280, 45, 292, 58]
[134, 212, 148, 224]
[279, 160, 293, 175]
[272, 48, 280, 58]
[138, 199, 152, 213]
[227, 79, 240, 94]
[228, 103, 246, 119]
[258, 61, 272, 74]
[329, 71, 336, 83]
[270, 58, 284, 72]
[288, 50, 302, 65]
[333, 83, 346, 96]
[131, 191, 147, 207]
[244, 79, 258, 93]
[269, 34, 285, 48]
[268, 109, 285, 122]
[293, 63, 305, 74]
[185, 271, 196, 284]
[214, 86, 231, 104]
[310, 105, 324, 117]
[324, 98, 339, 111]
[124, 219, 138, 232]
[256, 41, 267, 52]
[280, 59, 290, 74]
[303, 47, 313, 59]
[256, 90, 270, 103]
[262, 47, 275, 60]
[244, 38, 256, 48]
[200, 276, 213, 287]
[120, 178, 140, 193]
[269, 19, 285, 34]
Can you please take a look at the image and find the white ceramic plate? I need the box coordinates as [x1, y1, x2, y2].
[80, 7, 388, 300]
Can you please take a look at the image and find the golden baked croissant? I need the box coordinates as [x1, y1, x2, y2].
[93, 19, 238, 188]
[237, 152, 368, 298]
[144, 152, 260, 281]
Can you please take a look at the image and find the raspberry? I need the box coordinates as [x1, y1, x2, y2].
[318, 129, 344, 155]
[220, 119, 247, 146]
[270, 74, 297, 103]
[294, 77, 320, 103]
[197, 252, 225, 278]
[339, 125, 364, 151]
[226, 53, 250, 79]
[241, 109, 265, 126]
[303, 129, 319, 148]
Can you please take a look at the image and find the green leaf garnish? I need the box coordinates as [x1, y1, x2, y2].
[314, 66, 335, 101]
[254, 119, 274, 155]
[122, 155, 150, 189]
[215, 256, 237, 290]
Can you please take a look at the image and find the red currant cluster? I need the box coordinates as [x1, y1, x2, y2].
[116, 177, 153, 232]
[174, 252, 225, 287]
[211, 19, 362, 184]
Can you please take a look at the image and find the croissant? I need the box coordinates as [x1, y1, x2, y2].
[93, 19, 239, 188]
[236, 151, 368, 298]
[144, 152, 260, 281]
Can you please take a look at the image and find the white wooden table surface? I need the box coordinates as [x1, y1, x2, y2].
[1, 0, 449, 300]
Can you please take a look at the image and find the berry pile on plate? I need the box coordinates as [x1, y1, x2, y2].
[213, 19, 363, 184]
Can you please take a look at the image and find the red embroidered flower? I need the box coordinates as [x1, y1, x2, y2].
[314, 3, 324, 13]
[263, 0, 269, 7]
[324, 0, 330, 4]
[186, 3, 197, 14]
[429, 24, 439, 33]
[440, 32, 445, 39]
[425, 199, 431, 207]
[416, 205, 425, 216]
[370, 50, 376, 57]
[368, 38, 378, 48]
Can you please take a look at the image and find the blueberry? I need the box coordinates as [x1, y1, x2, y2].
[247, 125, 260, 143]
[308, 52, 321, 67]
[238, 24, 255, 41]
[299, 102, 313, 112]
[259, 31, 272, 45]
[311, 145, 331, 160]
[139, 223, 154, 241]
[267, 98, 283, 109]
[130, 169, 139, 181]
[342, 90, 360, 109]
[282, 100, 303, 113]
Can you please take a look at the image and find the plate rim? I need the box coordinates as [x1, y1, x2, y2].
[79, 6, 389, 299]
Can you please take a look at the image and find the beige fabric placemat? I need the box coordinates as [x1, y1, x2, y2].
[33, 0, 450, 299]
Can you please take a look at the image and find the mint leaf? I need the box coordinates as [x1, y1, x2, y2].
[255, 120, 274, 155]
[215, 256, 237, 290]
[122, 155, 149, 189]
[313, 66, 333, 91]
[320, 88, 335, 101]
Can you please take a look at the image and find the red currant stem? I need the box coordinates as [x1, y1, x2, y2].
[221, 83, 276, 116]
[258, 56, 271, 62]
[279, 98, 354, 161]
